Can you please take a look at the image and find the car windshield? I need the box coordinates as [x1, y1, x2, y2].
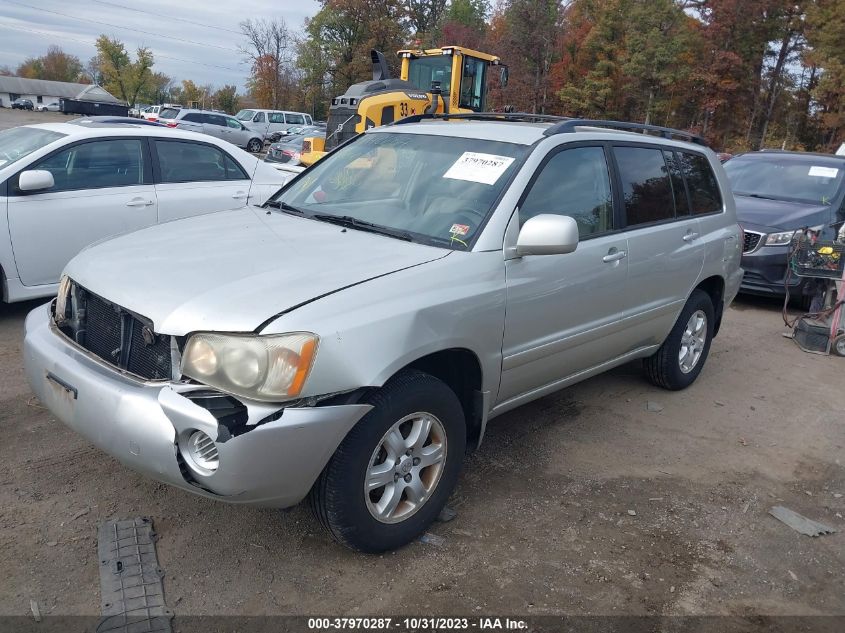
[236, 110, 256, 121]
[0, 127, 66, 169]
[273, 131, 527, 249]
[724, 155, 845, 205]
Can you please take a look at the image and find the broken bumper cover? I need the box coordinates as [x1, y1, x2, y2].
[23, 303, 371, 508]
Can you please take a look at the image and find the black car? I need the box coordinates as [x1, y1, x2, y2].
[11, 98, 34, 110]
[725, 151, 845, 300]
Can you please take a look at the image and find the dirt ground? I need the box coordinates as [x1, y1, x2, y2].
[1, 293, 843, 620]
[0, 107, 843, 621]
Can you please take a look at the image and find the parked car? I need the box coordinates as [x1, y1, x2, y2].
[267, 125, 326, 144]
[235, 109, 314, 139]
[264, 132, 325, 166]
[12, 98, 34, 110]
[35, 102, 60, 112]
[0, 121, 291, 303]
[165, 108, 265, 153]
[23, 116, 742, 552]
[140, 105, 161, 121]
[725, 150, 845, 300]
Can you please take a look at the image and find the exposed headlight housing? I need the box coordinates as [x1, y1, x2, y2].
[764, 230, 797, 246]
[181, 332, 318, 402]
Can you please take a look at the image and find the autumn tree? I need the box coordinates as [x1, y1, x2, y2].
[804, 0, 845, 148]
[407, 0, 450, 46]
[442, 0, 489, 50]
[95, 36, 154, 106]
[16, 46, 84, 82]
[240, 18, 295, 109]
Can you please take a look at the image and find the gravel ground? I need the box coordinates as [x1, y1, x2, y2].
[1, 295, 843, 619]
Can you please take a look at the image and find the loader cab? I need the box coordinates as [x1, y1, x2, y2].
[399, 46, 502, 113]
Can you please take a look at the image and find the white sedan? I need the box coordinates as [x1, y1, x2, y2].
[0, 120, 292, 303]
[35, 102, 61, 112]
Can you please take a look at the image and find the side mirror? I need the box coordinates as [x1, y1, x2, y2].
[18, 170, 55, 192]
[516, 214, 579, 256]
[500, 66, 509, 88]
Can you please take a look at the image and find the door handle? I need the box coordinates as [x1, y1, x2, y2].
[126, 198, 154, 207]
[232, 192, 248, 199]
[683, 232, 700, 242]
[602, 250, 627, 263]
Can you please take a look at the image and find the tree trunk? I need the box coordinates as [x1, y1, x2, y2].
[755, 25, 796, 150]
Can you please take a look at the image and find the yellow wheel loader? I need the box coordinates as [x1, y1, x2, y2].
[300, 46, 507, 166]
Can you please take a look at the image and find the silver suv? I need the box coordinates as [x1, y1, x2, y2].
[161, 108, 265, 153]
[24, 115, 743, 552]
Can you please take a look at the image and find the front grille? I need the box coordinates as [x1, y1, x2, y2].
[325, 107, 359, 150]
[60, 285, 172, 381]
[743, 231, 763, 253]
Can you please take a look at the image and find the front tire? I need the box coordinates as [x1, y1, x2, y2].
[644, 289, 715, 390]
[309, 369, 466, 552]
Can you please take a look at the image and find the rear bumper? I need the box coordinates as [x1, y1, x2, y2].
[23, 303, 371, 507]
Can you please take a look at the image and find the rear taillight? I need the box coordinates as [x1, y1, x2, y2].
[282, 149, 296, 156]
[166, 121, 177, 127]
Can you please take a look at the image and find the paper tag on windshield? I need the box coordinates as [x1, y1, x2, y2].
[443, 152, 515, 185]
[808, 166, 839, 178]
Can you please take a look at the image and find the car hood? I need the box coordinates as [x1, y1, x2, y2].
[734, 195, 830, 232]
[65, 207, 449, 335]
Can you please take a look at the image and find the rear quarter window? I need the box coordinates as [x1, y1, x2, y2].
[677, 152, 722, 215]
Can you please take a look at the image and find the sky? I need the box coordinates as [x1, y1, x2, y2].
[0, 0, 320, 90]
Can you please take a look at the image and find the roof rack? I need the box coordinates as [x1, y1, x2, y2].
[391, 112, 708, 146]
[543, 119, 707, 146]
[392, 112, 568, 126]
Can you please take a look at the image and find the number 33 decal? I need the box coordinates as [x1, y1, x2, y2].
[399, 102, 408, 117]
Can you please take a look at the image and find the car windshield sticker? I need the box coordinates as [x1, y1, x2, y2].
[808, 166, 839, 178]
[449, 223, 470, 236]
[443, 152, 515, 185]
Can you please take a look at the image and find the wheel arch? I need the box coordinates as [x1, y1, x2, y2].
[695, 275, 725, 336]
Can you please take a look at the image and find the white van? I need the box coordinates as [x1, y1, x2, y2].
[235, 109, 313, 138]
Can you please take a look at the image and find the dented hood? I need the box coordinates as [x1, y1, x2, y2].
[64, 207, 448, 335]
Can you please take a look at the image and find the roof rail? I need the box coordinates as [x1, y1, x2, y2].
[390, 112, 708, 146]
[392, 112, 568, 126]
[543, 119, 707, 146]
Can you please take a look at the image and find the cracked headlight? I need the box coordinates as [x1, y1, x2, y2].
[181, 333, 318, 402]
[764, 230, 797, 246]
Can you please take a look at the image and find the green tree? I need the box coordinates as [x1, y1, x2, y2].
[212, 85, 240, 114]
[95, 36, 154, 106]
[406, 0, 450, 46]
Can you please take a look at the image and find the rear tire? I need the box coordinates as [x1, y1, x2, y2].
[309, 369, 466, 552]
[644, 289, 715, 390]
[833, 334, 845, 358]
[247, 138, 263, 153]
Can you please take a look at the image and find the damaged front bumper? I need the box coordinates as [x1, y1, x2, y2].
[23, 303, 371, 507]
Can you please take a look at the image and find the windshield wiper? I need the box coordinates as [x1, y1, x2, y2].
[265, 200, 308, 216]
[312, 214, 413, 242]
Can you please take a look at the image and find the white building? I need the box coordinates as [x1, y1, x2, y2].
[0, 76, 121, 108]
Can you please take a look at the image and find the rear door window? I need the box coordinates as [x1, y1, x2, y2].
[33, 139, 145, 192]
[663, 151, 690, 216]
[677, 152, 723, 215]
[206, 114, 227, 128]
[613, 146, 675, 227]
[154, 140, 247, 183]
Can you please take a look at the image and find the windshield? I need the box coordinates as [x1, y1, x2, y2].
[724, 155, 845, 205]
[408, 56, 453, 96]
[236, 110, 256, 121]
[0, 127, 66, 169]
[274, 131, 527, 249]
